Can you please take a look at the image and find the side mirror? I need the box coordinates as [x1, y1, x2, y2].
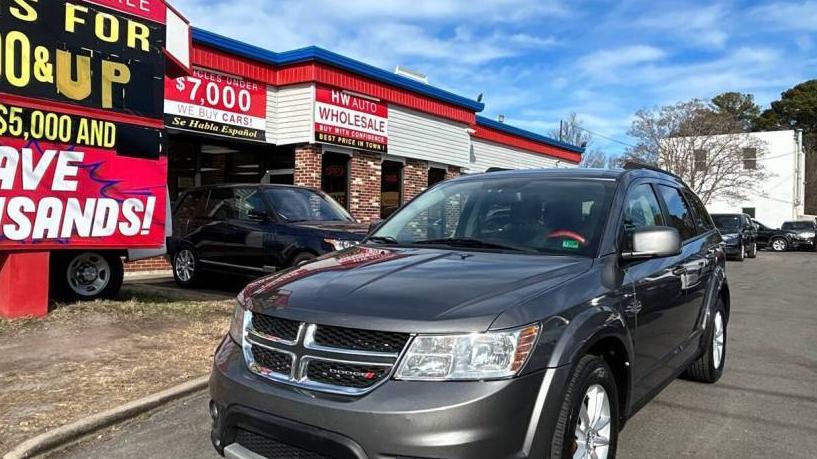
[368, 219, 384, 234]
[622, 226, 682, 261]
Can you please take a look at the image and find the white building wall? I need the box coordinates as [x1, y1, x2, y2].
[387, 106, 472, 167]
[705, 130, 805, 228]
[273, 84, 314, 145]
[468, 138, 576, 172]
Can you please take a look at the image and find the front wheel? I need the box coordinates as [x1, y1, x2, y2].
[734, 242, 745, 261]
[51, 251, 124, 301]
[551, 355, 619, 459]
[747, 242, 757, 258]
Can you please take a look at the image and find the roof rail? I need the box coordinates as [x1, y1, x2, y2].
[485, 167, 514, 173]
[622, 160, 684, 181]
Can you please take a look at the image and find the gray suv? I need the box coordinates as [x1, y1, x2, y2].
[209, 166, 730, 459]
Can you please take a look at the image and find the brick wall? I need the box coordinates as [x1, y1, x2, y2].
[446, 165, 462, 180]
[349, 150, 382, 222]
[403, 159, 428, 203]
[124, 256, 171, 273]
[293, 144, 322, 188]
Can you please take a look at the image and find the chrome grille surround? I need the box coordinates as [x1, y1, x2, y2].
[242, 312, 411, 396]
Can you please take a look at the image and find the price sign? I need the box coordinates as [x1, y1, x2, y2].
[164, 68, 268, 142]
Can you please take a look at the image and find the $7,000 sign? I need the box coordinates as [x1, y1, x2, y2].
[164, 68, 268, 142]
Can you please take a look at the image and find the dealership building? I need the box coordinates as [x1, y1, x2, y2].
[129, 28, 584, 271]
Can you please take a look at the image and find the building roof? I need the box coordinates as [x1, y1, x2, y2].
[192, 28, 484, 113]
[475, 116, 585, 154]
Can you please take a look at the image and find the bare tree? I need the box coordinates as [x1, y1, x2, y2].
[626, 99, 768, 204]
[550, 112, 621, 168]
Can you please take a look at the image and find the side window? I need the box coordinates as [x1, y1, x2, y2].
[657, 185, 697, 241]
[174, 190, 207, 221]
[205, 188, 237, 220]
[683, 190, 715, 233]
[233, 188, 267, 220]
[622, 184, 664, 251]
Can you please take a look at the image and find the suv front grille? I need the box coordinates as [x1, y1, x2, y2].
[251, 314, 300, 342]
[250, 346, 293, 377]
[306, 360, 391, 389]
[313, 325, 409, 354]
[234, 428, 332, 459]
[243, 314, 410, 395]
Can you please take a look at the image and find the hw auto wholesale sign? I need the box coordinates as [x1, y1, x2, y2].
[0, 0, 171, 250]
[165, 68, 268, 142]
[314, 86, 388, 153]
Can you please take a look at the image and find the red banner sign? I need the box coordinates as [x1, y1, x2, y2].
[314, 86, 388, 153]
[165, 68, 268, 142]
[83, 0, 167, 24]
[0, 136, 167, 249]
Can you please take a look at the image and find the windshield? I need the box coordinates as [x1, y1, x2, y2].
[370, 177, 616, 256]
[712, 215, 741, 232]
[264, 188, 353, 222]
[782, 221, 815, 230]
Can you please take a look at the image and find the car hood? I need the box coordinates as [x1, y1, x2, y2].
[293, 220, 369, 237]
[241, 245, 593, 333]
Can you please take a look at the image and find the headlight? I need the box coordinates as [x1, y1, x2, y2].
[229, 299, 249, 344]
[721, 233, 738, 241]
[324, 238, 359, 251]
[395, 324, 539, 380]
[799, 232, 815, 239]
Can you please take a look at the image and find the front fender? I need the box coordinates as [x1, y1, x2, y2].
[544, 305, 633, 370]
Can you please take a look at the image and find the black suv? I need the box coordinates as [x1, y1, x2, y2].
[210, 167, 729, 459]
[169, 184, 367, 286]
[710, 213, 757, 260]
[754, 219, 817, 252]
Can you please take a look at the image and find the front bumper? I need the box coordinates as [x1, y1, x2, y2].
[210, 337, 571, 459]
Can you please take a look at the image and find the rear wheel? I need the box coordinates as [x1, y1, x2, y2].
[684, 299, 726, 383]
[771, 238, 788, 252]
[51, 251, 124, 301]
[172, 247, 200, 287]
[551, 355, 619, 459]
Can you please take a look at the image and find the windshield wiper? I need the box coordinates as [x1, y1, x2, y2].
[412, 237, 536, 253]
[367, 235, 399, 244]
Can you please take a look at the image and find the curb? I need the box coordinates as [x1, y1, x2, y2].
[3, 375, 209, 459]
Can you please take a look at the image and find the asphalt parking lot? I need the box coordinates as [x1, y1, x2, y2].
[51, 251, 817, 458]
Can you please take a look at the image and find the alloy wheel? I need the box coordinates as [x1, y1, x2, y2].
[574, 384, 612, 459]
[772, 239, 787, 252]
[712, 311, 725, 369]
[175, 249, 196, 282]
[66, 253, 111, 297]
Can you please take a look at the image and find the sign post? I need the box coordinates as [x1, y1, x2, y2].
[0, 0, 190, 318]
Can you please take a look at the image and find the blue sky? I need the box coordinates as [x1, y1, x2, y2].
[173, 0, 816, 155]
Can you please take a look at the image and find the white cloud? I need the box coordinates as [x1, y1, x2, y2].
[579, 45, 667, 75]
[749, 1, 817, 31]
[634, 4, 730, 48]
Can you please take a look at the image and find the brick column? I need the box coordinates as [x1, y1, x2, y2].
[446, 165, 462, 180]
[403, 159, 429, 203]
[294, 144, 322, 188]
[349, 150, 382, 222]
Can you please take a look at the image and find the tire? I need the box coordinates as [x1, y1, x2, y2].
[551, 355, 619, 459]
[770, 237, 788, 252]
[172, 247, 201, 287]
[747, 242, 757, 259]
[290, 252, 316, 267]
[734, 242, 745, 261]
[51, 251, 124, 302]
[684, 299, 727, 383]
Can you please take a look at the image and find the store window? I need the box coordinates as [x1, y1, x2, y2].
[322, 152, 350, 208]
[381, 160, 403, 218]
[428, 167, 447, 187]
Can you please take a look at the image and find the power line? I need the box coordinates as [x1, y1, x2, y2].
[569, 124, 635, 149]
